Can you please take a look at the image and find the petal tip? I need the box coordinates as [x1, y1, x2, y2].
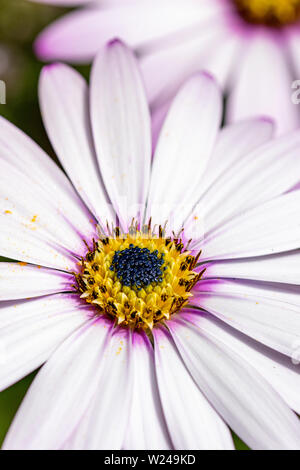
[107, 37, 126, 48]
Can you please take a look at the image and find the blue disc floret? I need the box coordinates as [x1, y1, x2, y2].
[109, 244, 166, 290]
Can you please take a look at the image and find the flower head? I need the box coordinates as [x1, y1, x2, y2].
[32, 0, 300, 136]
[1, 40, 300, 450]
[76, 224, 203, 330]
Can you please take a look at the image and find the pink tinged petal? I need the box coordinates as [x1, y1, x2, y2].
[2, 317, 112, 450]
[147, 72, 222, 232]
[0, 214, 76, 272]
[90, 40, 151, 228]
[183, 117, 274, 248]
[35, 0, 220, 63]
[142, 25, 239, 110]
[198, 118, 275, 198]
[199, 130, 300, 236]
[0, 263, 73, 301]
[141, 23, 231, 110]
[0, 116, 96, 266]
[227, 33, 299, 136]
[123, 331, 172, 450]
[183, 311, 300, 415]
[202, 190, 300, 260]
[39, 63, 114, 227]
[153, 326, 234, 450]
[151, 100, 171, 150]
[64, 326, 134, 450]
[194, 279, 300, 357]
[0, 294, 91, 392]
[168, 317, 300, 450]
[205, 250, 300, 286]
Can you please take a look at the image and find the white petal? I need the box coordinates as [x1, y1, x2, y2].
[194, 279, 300, 357]
[199, 131, 300, 235]
[168, 317, 300, 450]
[153, 326, 233, 450]
[198, 118, 274, 198]
[0, 116, 96, 268]
[182, 310, 300, 415]
[39, 63, 114, 226]
[0, 294, 91, 391]
[0, 262, 72, 301]
[147, 72, 222, 231]
[123, 331, 172, 450]
[3, 317, 112, 450]
[91, 40, 151, 228]
[0, 212, 76, 271]
[67, 326, 134, 449]
[141, 21, 232, 109]
[205, 250, 300, 285]
[35, 0, 221, 62]
[227, 33, 299, 136]
[202, 190, 300, 260]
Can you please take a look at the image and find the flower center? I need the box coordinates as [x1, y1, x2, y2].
[232, 0, 300, 27]
[74, 222, 203, 330]
[110, 245, 166, 289]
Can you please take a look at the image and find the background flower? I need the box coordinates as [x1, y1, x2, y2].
[31, 0, 300, 136]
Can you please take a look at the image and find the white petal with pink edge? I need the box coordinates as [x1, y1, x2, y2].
[153, 326, 234, 449]
[123, 331, 172, 450]
[0, 116, 94, 230]
[0, 214, 77, 272]
[141, 23, 232, 109]
[199, 118, 274, 198]
[34, 0, 223, 62]
[198, 131, 300, 236]
[61, 326, 134, 449]
[91, 40, 151, 228]
[204, 251, 300, 285]
[168, 317, 300, 450]
[39, 63, 114, 227]
[147, 72, 222, 232]
[0, 116, 97, 266]
[227, 33, 299, 136]
[182, 310, 300, 415]
[194, 279, 300, 357]
[0, 263, 73, 301]
[183, 117, 275, 243]
[2, 317, 112, 450]
[0, 294, 91, 391]
[201, 190, 300, 260]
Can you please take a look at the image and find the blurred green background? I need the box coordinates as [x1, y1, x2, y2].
[0, 0, 249, 450]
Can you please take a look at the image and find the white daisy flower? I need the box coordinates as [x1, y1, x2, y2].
[1, 40, 300, 450]
[32, 0, 300, 136]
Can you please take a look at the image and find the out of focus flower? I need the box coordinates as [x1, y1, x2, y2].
[1, 40, 300, 450]
[32, 0, 300, 136]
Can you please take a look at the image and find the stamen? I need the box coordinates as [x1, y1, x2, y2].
[109, 245, 166, 290]
[74, 221, 204, 330]
[232, 0, 300, 27]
